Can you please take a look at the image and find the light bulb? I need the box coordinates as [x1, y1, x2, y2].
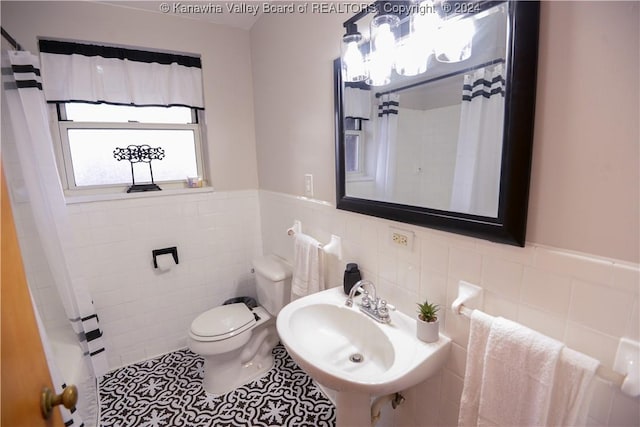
[374, 23, 395, 53]
[368, 14, 399, 86]
[396, 37, 428, 76]
[367, 51, 392, 86]
[341, 33, 367, 82]
[435, 18, 474, 63]
[396, 0, 440, 76]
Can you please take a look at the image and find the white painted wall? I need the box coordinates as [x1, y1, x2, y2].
[528, 1, 639, 263]
[251, 8, 348, 202]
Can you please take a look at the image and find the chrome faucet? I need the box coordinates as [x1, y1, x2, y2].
[345, 279, 392, 323]
[345, 279, 376, 307]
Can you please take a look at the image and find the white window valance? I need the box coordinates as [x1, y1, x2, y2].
[343, 86, 371, 120]
[39, 40, 204, 109]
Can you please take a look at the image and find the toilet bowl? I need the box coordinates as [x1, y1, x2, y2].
[188, 254, 292, 395]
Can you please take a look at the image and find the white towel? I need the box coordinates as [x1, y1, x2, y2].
[459, 310, 496, 427]
[547, 348, 599, 426]
[290, 233, 324, 299]
[477, 317, 564, 427]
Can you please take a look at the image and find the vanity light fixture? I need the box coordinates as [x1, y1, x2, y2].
[340, 0, 476, 86]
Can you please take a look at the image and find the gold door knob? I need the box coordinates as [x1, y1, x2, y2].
[40, 385, 78, 419]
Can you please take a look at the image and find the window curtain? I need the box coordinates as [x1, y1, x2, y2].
[450, 63, 505, 217]
[39, 39, 204, 108]
[374, 94, 400, 201]
[3, 50, 108, 389]
[344, 85, 371, 120]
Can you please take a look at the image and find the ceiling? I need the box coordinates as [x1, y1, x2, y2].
[98, 1, 262, 30]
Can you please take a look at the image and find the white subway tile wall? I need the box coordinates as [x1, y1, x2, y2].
[63, 190, 263, 368]
[259, 190, 639, 427]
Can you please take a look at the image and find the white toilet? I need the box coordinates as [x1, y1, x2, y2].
[188, 254, 292, 395]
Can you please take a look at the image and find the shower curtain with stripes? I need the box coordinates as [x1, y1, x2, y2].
[450, 63, 505, 217]
[3, 50, 108, 402]
[375, 93, 400, 201]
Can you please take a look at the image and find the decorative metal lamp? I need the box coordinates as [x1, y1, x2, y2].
[113, 144, 165, 193]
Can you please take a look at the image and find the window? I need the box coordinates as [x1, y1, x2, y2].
[345, 132, 361, 173]
[55, 103, 205, 193]
[344, 118, 364, 175]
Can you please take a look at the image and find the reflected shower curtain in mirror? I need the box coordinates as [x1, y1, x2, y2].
[375, 94, 400, 201]
[2, 51, 109, 378]
[450, 63, 505, 217]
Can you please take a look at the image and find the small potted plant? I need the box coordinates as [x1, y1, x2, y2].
[416, 299, 440, 343]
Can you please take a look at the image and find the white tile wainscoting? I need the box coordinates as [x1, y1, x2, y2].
[62, 190, 263, 369]
[22, 186, 639, 426]
[259, 190, 640, 427]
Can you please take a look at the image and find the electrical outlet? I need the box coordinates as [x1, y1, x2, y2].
[392, 232, 408, 246]
[389, 227, 414, 250]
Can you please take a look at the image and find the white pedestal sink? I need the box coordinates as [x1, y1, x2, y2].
[277, 286, 451, 426]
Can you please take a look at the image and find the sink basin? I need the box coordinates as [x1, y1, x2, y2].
[288, 303, 395, 380]
[277, 286, 451, 397]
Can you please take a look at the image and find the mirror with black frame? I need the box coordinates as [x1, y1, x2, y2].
[334, 0, 539, 246]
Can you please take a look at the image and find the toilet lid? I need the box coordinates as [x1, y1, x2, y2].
[190, 303, 256, 340]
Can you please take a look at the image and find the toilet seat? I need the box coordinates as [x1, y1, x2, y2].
[190, 303, 256, 342]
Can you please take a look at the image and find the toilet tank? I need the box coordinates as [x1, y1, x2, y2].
[252, 255, 292, 315]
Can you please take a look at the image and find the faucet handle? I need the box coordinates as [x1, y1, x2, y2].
[383, 301, 396, 311]
[377, 299, 391, 322]
[378, 299, 389, 314]
[361, 291, 371, 308]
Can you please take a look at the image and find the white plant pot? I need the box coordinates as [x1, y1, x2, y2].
[417, 318, 439, 343]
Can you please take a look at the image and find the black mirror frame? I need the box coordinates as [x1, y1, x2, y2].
[334, 1, 539, 247]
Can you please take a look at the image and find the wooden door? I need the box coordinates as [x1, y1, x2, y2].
[1, 165, 64, 427]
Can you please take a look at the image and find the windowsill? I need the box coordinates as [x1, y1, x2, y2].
[346, 175, 374, 183]
[64, 186, 215, 204]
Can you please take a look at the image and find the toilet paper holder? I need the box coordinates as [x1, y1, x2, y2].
[152, 246, 179, 268]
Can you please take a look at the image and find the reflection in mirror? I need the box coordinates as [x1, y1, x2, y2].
[335, 1, 540, 246]
[343, 3, 508, 217]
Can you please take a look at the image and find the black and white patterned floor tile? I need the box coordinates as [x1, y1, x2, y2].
[99, 344, 336, 427]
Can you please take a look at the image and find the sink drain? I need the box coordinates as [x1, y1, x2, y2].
[349, 353, 364, 363]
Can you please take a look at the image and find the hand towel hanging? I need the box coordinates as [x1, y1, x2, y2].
[459, 310, 495, 427]
[547, 348, 599, 426]
[477, 317, 563, 426]
[291, 233, 324, 299]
